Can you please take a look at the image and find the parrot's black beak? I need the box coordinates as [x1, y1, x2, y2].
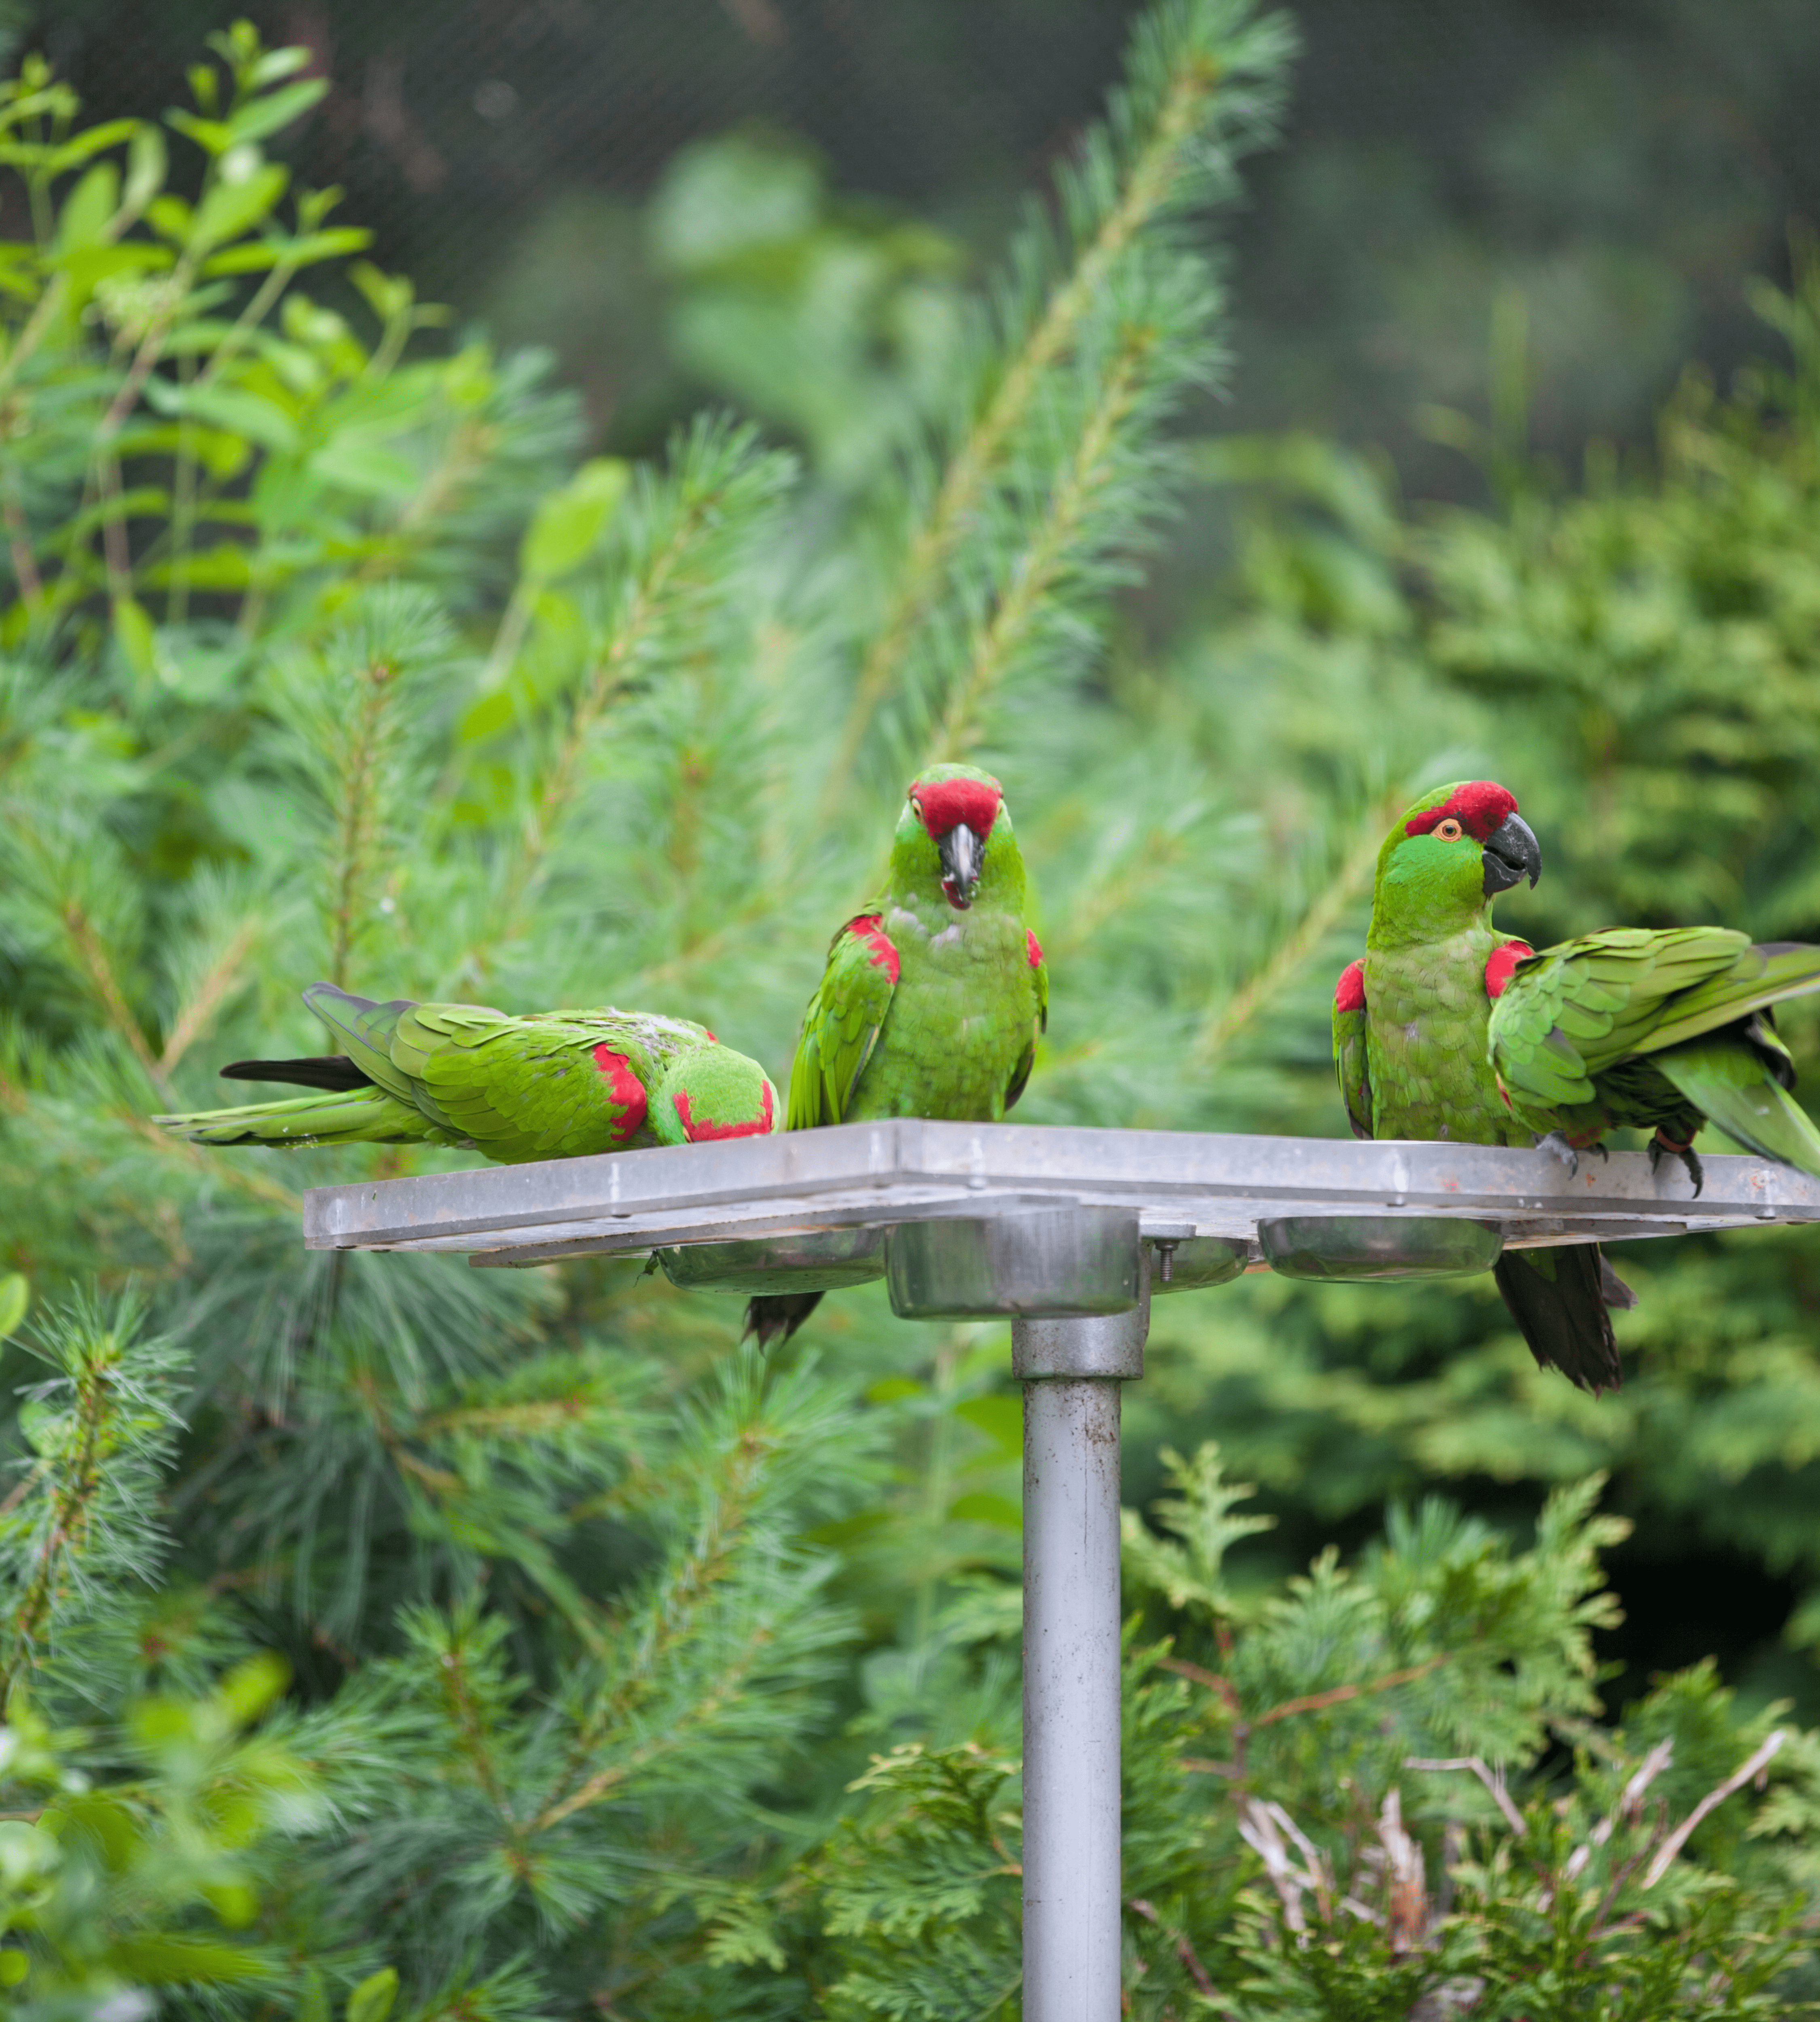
[1482, 811, 1541, 895]
[937, 823, 984, 909]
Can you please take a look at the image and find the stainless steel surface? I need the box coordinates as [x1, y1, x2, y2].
[301, 1121, 1820, 1265]
[657, 1227, 883, 1295]
[885, 1208, 1140, 1320]
[1012, 1286, 1148, 1380]
[1146, 1233, 1246, 1293]
[1022, 1369, 1129, 2022]
[1259, 1215, 1504, 1281]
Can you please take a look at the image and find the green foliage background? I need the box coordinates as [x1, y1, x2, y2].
[4, 6, 1820, 2015]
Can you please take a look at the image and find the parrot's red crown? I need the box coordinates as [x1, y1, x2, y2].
[909, 776, 1001, 841]
[1404, 781, 1517, 844]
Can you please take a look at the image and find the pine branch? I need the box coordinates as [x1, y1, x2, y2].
[1191, 785, 1403, 1066]
[60, 899, 161, 1084]
[158, 914, 260, 1074]
[819, 0, 1290, 813]
[932, 330, 1151, 761]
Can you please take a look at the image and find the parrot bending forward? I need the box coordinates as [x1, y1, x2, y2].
[155, 984, 779, 1159]
[746, 762, 1048, 1346]
[1489, 930, 1820, 1195]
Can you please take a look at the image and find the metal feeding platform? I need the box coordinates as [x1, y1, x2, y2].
[303, 1123, 1820, 2022]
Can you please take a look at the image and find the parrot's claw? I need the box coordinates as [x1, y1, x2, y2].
[1650, 1133, 1704, 1199]
[1536, 1130, 1579, 1179]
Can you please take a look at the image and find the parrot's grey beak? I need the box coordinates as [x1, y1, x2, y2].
[1482, 812, 1541, 895]
[937, 823, 984, 909]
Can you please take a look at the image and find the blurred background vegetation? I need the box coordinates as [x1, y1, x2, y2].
[5, 0, 1820, 2012]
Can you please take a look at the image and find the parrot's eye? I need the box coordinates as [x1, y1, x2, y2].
[1434, 818, 1464, 841]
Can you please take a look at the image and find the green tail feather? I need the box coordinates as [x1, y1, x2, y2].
[1655, 1035, 1820, 1178]
[155, 1085, 441, 1148]
[300, 982, 419, 1102]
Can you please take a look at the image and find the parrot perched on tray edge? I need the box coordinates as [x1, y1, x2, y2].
[746, 762, 1048, 1347]
[1332, 779, 1635, 1393]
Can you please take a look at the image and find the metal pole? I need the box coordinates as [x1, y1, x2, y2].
[1013, 1268, 1148, 2022]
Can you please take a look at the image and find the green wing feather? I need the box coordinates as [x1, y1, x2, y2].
[786, 916, 897, 1129]
[1332, 964, 1371, 1140]
[413, 1007, 662, 1161]
[1003, 939, 1048, 1114]
[1489, 928, 1750, 1113]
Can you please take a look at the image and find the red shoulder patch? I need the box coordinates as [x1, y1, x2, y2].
[674, 1081, 775, 1142]
[849, 913, 900, 984]
[910, 776, 1002, 842]
[1027, 930, 1043, 970]
[1484, 941, 1534, 1000]
[1334, 959, 1366, 1013]
[1405, 781, 1518, 844]
[592, 1045, 649, 1143]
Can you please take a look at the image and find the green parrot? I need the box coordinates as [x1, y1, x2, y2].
[1331, 779, 1639, 1392]
[155, 983, 779, 1159]
[1488, 929, 1820, 1194]
[746, 762, 1049, 1345]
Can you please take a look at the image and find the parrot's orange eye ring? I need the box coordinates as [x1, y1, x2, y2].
[1434, 818, 1464, 842]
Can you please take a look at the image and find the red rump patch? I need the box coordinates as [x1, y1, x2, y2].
[1334, 959, 1366, 1013]
[1027, 930, 1043, 969]
[849, 914, 900, 983]
[591, 1045, 649, 1143]
[1484, 941, 1534, 1000]
[674, 1082, 774, 1142]
[910, 775, 1002, 842]
[1404, 781, 1518, 844]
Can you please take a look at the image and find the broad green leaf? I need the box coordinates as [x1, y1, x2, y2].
[146, 195, 193, 243]
[45, 119, 138, 175]
[519, 457, 630, 581]
[227, 78, 328, 147]
[309, 434, 417, 499]
[345, 1967, 399, 2022]
[190, 161, 287, 253]
[253, 47, 314, 86]
[0, 1273, 26, 1341]
[112, 596, 157, 679]
[166, 110, 235, 157]
[124, 122, 167, 213]
[201, 225, 370, 277]
[174, 384, 300, 454]
[51, 161, 119, 258]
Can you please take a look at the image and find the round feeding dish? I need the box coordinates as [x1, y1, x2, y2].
[885, 1207, 1140, 1320]
[1146, 1233, 1246, 1292]
[1258, 1214, 1503, 1281]
[657, 1227, 884, 1295]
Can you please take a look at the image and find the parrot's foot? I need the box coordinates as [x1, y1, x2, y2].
[1650, 1131, 1704, 1199]
[1537, 1131, 1581, 1178]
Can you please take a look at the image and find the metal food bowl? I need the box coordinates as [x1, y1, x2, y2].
[1257, 1215, 1503, 1282]
[1147, 1235, 1247, 1294]
[657, 1227, 885, 1296]
[886, 1208, 1140, 1320]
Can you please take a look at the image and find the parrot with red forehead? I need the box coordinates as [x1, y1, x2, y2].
[1338, 782, 1820, 1392]
[747, 762, 1048, 1345]
[1332, 780, 1634, 1391]
[155, 983, 779, 1159]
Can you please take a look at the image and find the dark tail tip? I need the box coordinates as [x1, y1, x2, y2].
[1493, 1245, 1625, 1395]
[220, 1055, 368, 1092]
[742, 1292, 825, 1349]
